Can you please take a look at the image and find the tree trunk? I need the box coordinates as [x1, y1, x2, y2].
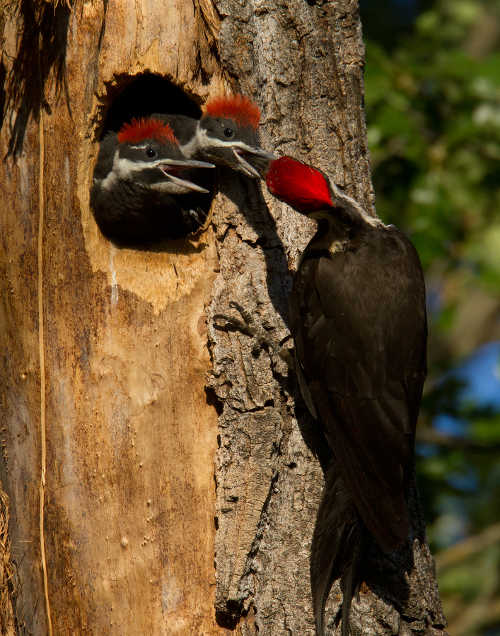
[0, 1, 446, 634]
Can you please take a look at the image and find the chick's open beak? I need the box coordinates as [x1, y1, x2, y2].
[159, 158, 215, 193]
[232, 147, 276, 179]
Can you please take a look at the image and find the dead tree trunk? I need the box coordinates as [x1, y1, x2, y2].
[0, 1, 446, 634]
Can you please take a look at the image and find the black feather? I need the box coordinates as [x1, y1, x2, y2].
[290, 219, 427, 633]
[311, 462, 363, 635]
[151, 113, 198, 147]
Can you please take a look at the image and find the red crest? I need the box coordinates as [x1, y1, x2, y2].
[117, 118, 177, 145]
[266, 157, 333, 212]
[203, 94, 261, 129]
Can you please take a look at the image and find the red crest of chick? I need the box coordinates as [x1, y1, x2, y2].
[117, 118, 178, 145]
[266, 156, 333, 212]
[203, 94, 261, 130]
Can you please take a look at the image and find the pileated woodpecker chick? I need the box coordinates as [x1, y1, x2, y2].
[157, 94, 275, 178]
[265, 157, 427, 636]
[91, 117, 215, 244]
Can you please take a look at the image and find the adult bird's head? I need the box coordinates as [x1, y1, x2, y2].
[189, 94, 275, 178]
[265, 156, 333, 213]
[264, 155, 376, 227]
[111, 117, 214, 194]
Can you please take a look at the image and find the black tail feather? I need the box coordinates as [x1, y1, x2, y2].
[311, 463, 364, 635]
[339, 538, 362, 636]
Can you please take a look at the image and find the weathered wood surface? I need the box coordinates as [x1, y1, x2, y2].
[209, 2, 446, 634]
[1, 1, 226, 634]
[0, 0, 446, 634]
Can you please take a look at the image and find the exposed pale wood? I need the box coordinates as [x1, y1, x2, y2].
[0, 490, 16, 636]
[1, 1, 228, 633]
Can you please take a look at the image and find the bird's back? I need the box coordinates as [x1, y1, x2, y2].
[292, 223, 426, 550]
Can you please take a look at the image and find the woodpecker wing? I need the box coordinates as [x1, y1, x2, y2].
[291, 224, 427, 552]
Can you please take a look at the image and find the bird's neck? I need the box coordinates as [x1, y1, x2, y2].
[305, 210, 353, 258]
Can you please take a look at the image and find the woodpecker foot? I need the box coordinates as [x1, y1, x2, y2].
[188, 208, 205, 224]
[213, 301, 291, 370]
[213, 301, 294, 383]
[182, 206, 212, 236]
[213, 301, 262, 344]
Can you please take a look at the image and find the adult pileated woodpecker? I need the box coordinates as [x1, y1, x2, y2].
[91, 117, 214, 244]
[156, 94, 275, 178]
[264, 157, 427, 635]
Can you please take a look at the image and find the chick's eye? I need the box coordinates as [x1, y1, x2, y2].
[146, 146, 156, 158]
[223, 127, 234, 138]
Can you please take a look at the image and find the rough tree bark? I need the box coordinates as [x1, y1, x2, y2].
[0, 0, 446, 634]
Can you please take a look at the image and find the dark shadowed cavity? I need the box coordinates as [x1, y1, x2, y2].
[100, 74, 202, 138]
[92, 74, 215, 247]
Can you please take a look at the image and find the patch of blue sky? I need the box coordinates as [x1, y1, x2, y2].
[416, 442, 438, 457]
[434, 413, 468, 436]
[454, 341, 500, 409]
[433, 341, 500, 438]
[447, 469, 479, 493]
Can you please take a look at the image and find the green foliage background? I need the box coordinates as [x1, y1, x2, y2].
[362, 1, 500, 633]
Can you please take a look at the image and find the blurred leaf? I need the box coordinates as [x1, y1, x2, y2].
[363, 0, 500, 629]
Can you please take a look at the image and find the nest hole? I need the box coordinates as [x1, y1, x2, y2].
[101, 74, 202, 137]
[91, 74, 215, 247]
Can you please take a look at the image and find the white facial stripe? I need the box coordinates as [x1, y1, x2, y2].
[99, 173, 116, 191]
[100, 150, 120, 190]
[114, 155, 165, 179]
[179, 129, 201, 157]
[99, 149, 175, 190]
[327, 176, 384, 228]
[180, 126, 219, 156]
[187, 125, 257, 153]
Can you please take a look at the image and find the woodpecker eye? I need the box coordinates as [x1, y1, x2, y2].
[223, 127, 234, 138]
[146, 146, 156, 158]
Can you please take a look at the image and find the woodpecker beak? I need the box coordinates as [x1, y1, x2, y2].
[232, 147, 277, 179]
[159, 158, 215, 193]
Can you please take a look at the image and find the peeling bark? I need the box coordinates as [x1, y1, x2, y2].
[208, 1, 447, 633]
